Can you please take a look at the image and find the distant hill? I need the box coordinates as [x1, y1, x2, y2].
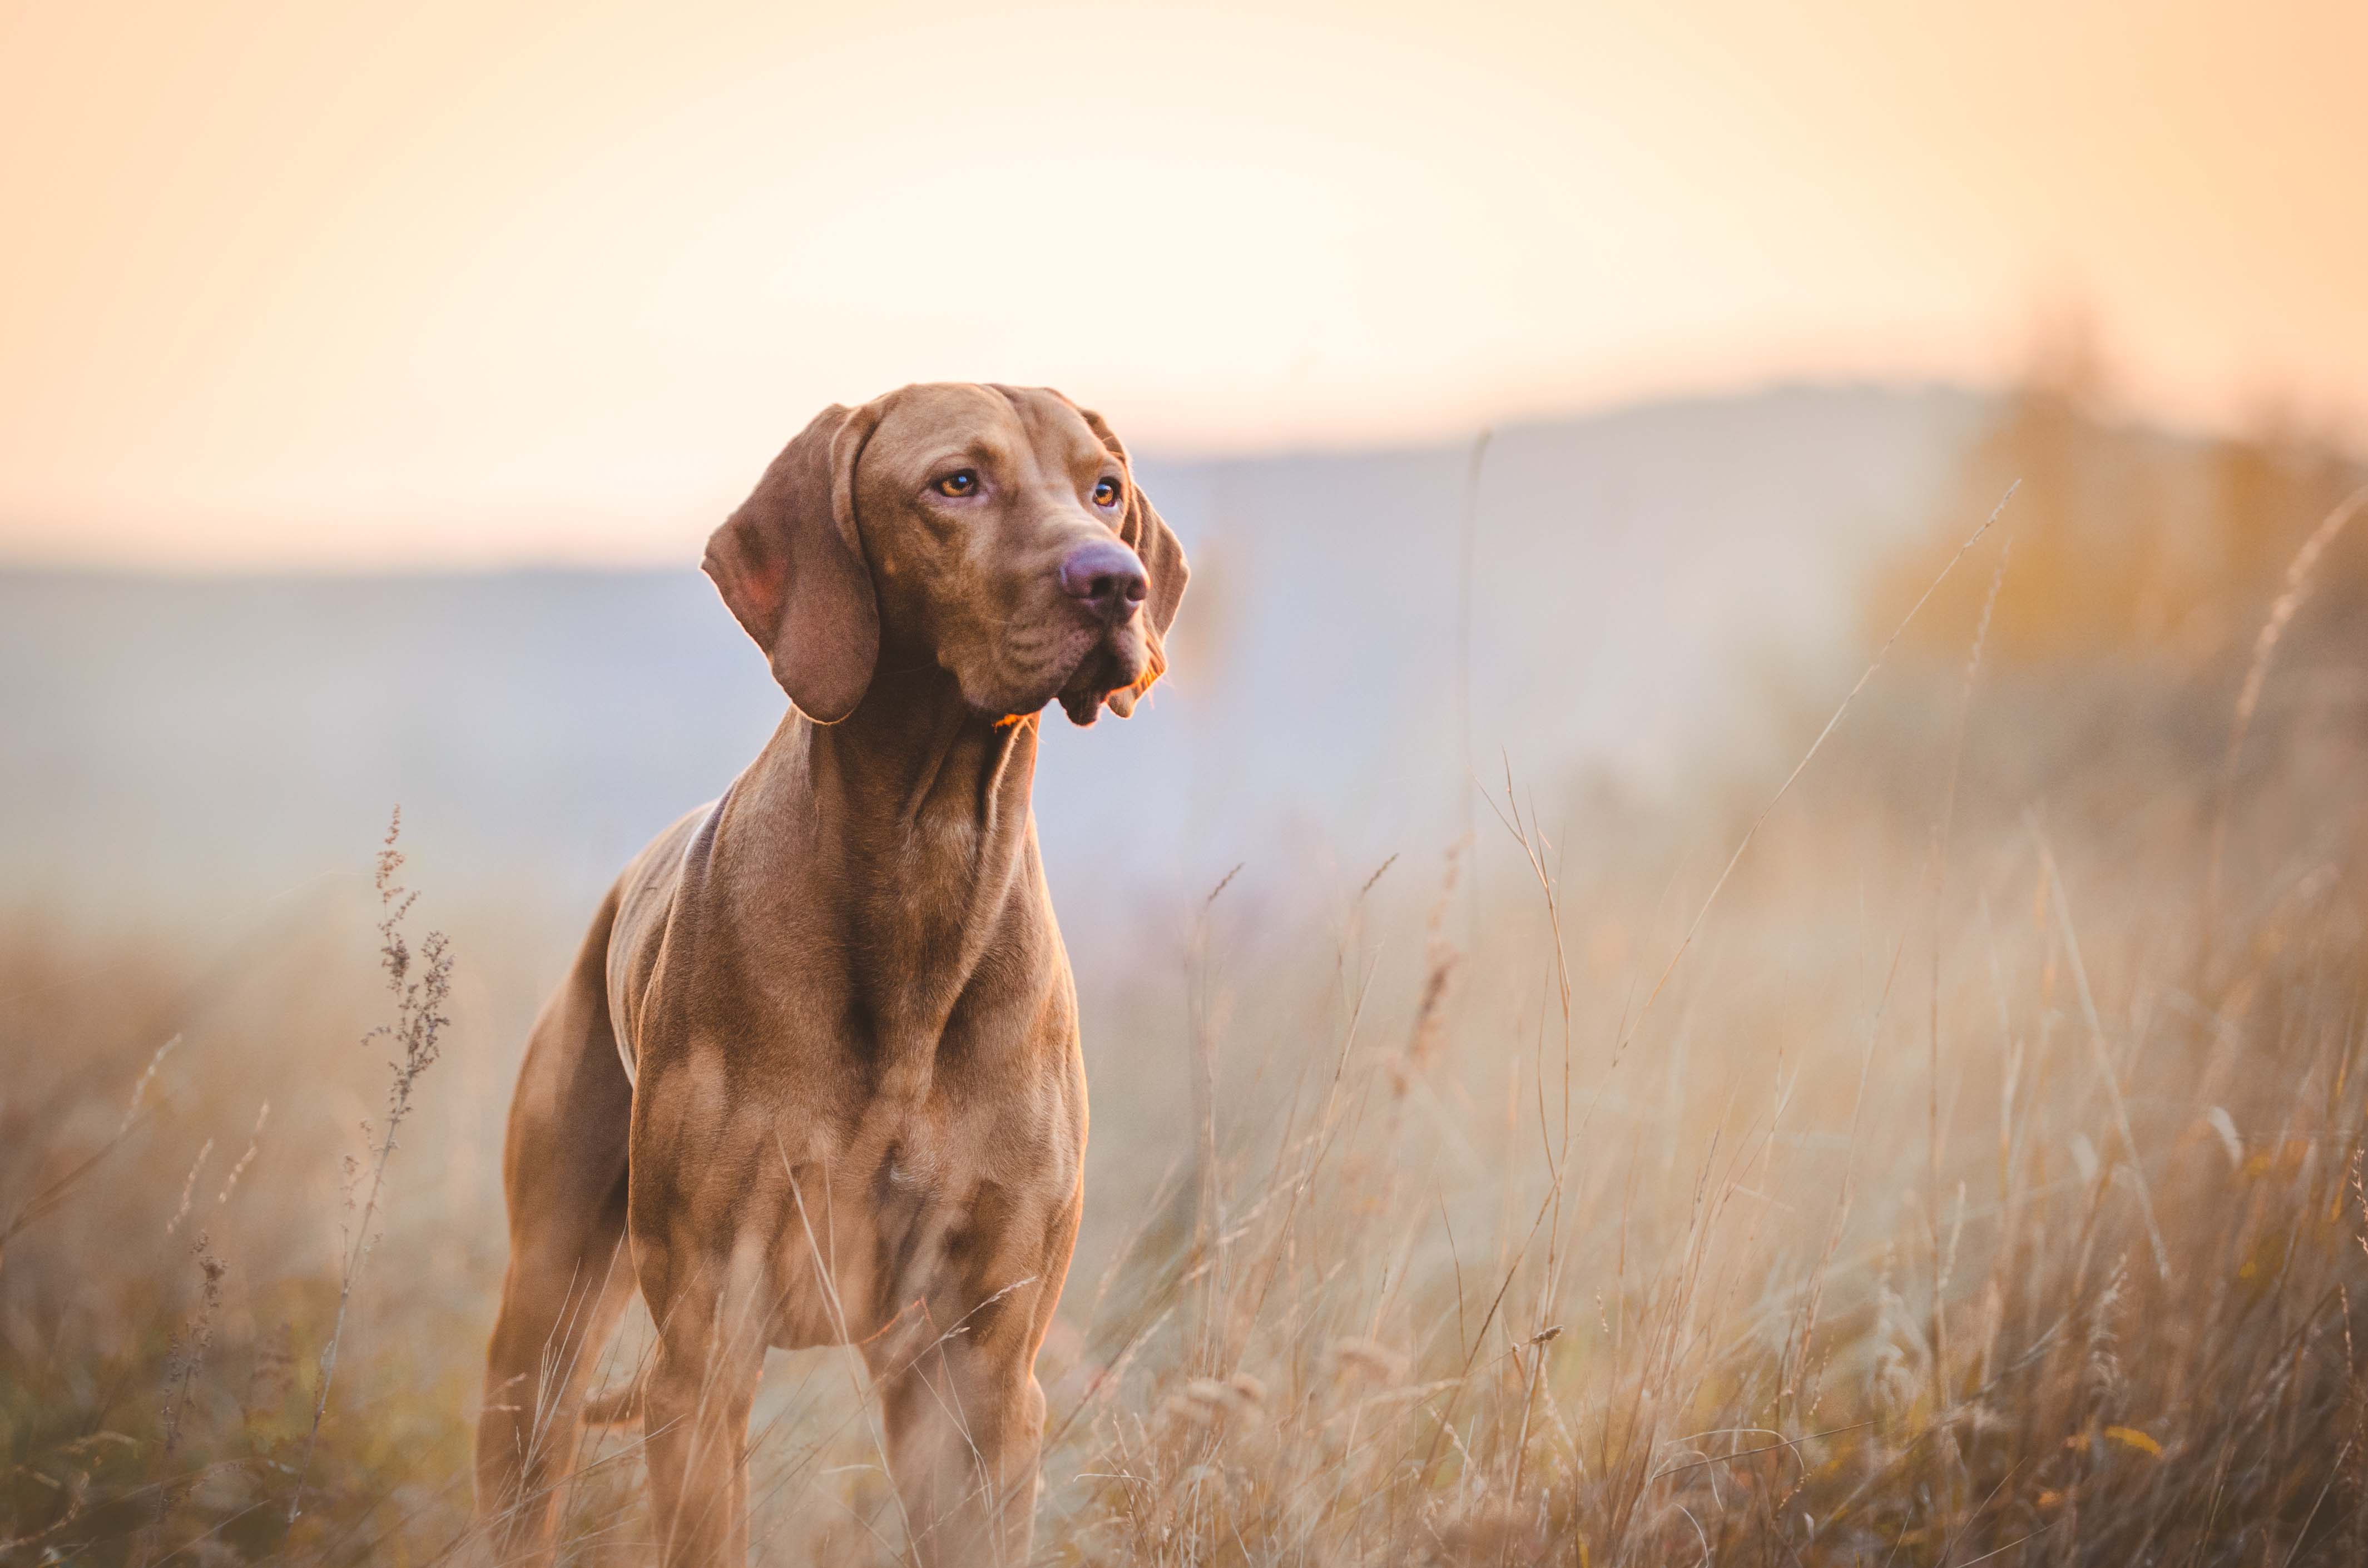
[0, 383, 1986, 950]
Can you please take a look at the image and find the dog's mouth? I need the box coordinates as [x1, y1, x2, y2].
[1052, 628, 1155, 727]
[970, 607, 1155, 729]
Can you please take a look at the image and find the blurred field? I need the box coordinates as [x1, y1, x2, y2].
[8, 379, 2368, 1565]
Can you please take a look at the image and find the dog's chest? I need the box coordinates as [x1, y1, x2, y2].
[753, 1095, 1079, 1351]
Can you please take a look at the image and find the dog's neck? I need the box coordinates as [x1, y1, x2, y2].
[725, 662, 1044, 996]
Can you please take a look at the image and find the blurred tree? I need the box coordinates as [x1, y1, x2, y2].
[1870, 319, 2364, 671]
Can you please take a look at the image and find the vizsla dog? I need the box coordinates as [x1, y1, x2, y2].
[475, 384, 1186, 1566]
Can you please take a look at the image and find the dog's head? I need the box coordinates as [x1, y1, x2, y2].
[704, 383, 1188, 727]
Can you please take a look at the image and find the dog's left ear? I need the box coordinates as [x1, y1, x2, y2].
[1073, 405, 1190, 717]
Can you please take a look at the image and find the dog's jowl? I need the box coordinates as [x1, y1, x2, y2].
[474, 384, 1187, 1567]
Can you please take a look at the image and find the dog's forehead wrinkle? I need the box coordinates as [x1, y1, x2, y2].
[870, 389, 1101, 519]
[862, 421, 1009, 502]
[979, 385, 1107, 478]
[913, 438, 1004, 474]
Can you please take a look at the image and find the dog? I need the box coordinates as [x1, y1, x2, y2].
[474, 383, 1187, 1566]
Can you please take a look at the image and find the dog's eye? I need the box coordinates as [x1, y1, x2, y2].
[933, 470, 979, 498]
[1091, 477, 1122, 509]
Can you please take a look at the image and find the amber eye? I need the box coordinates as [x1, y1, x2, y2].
[934, 470, 979, 498]
[1091, 477, 1122, 509]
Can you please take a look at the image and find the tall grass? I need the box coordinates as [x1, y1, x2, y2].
[8, 516, 2368, 1563]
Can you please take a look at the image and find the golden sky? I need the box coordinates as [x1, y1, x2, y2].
[3, 0, 2363, 567]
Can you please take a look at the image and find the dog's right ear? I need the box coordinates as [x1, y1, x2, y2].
[703, 401, 883, 723]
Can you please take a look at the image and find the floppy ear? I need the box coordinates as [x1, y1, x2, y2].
[1073, 404, 1190, 717]
[702, 401, 883, 723]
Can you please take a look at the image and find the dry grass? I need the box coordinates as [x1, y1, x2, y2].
[10, 484, 2368, 1563]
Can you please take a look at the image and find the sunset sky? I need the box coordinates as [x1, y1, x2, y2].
[3, 0, 2363, 567]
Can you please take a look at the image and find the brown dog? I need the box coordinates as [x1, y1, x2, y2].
[474, 384, 1186, 1566]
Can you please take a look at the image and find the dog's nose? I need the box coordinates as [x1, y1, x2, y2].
[1057, 538, 1148, 622]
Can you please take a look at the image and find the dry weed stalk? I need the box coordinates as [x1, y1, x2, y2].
[286, 806, 454, 1526]
[2207, 481, 2368, 925]
[0, 1033, 180, 1276]
[1398, 842, 1465, 1094]
[158, 1234, 227, 1462]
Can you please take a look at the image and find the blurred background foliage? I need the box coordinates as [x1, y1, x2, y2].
[1875, 322, 2367, 671]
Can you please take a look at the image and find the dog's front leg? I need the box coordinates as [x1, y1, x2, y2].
[868, 1329, 1047, 1568]
[638, 1242, 770, 1567]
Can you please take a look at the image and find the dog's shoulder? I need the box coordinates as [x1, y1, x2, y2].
[605, 799, 721, 1083]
